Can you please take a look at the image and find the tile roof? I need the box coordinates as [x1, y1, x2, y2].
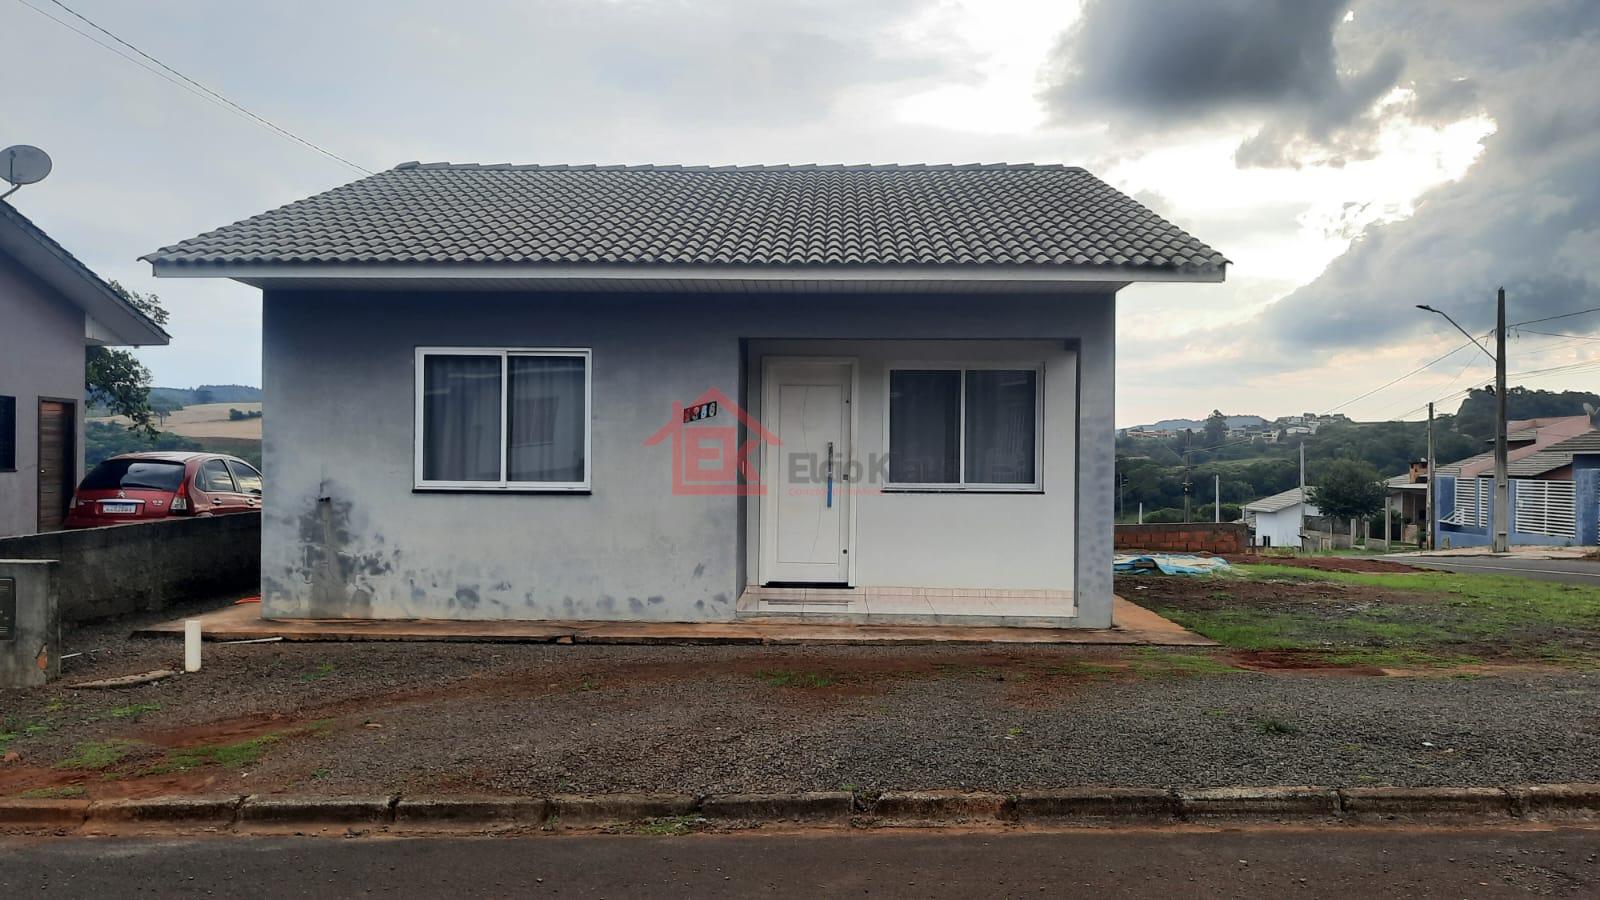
[1506, 430, 1600, 477]
[1244, 487, 1313, 514]
[143, 163, 1227, 275]
[1435, 415, 1597, 478]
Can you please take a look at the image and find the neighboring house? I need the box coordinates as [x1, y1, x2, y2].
[1434, 413, 1600, 548]
[145, 163, 1225, 626]
[0, 201, 169, 536]
[1243, 487, 1320, 549]
[1383, 458, 1431, 545]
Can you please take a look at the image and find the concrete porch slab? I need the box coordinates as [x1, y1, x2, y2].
[132, 597, 1213, 646]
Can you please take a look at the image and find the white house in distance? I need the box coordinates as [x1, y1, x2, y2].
[145, 163, 1225, 628]
[1244, 487, 1318, 549]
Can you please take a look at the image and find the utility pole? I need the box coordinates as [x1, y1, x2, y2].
[1298, 441, 1307, 552]
[1493, 287, 1509, 553]
[1214, 474, 1221, 523]
[1182, 450, 1193, 524]
[1138, 502, 1143, 525]
[1416, 292, 1509, 553]
[1426, 401, 1435, 550]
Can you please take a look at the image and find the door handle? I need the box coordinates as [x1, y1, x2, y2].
[825, 441, 834, 509]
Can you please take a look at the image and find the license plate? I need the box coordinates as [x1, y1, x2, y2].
[101, 502, 138, 514]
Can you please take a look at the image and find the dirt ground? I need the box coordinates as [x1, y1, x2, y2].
[4, 594, 1598, 799]
[1229, 555, 1420, 574]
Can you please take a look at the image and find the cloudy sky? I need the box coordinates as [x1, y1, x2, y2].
[5, 0, 1598, 426]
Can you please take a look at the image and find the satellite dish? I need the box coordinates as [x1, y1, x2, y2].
[2, 145, 53, 187]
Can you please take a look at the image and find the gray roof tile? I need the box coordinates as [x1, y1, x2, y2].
[144, 163, 1227, 273]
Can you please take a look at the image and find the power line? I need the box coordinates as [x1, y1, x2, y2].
[13, 0, 371, 176]
[1509, 305, 1600, 329]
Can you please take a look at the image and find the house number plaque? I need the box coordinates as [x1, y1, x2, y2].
[0, 577, 15, 642]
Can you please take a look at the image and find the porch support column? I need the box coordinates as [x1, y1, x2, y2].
[1074, 294, 1116, 628]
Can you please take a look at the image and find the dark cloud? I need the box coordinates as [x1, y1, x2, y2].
[1254, 1, 1600, 350]
[1041, 0, 1410, 167]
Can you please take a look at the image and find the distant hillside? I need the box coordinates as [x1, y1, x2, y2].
[150, 384, 261, 406]
[1128, 414, 1266, 432]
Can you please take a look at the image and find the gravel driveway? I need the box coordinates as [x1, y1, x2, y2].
[3, 600, 1597, 798]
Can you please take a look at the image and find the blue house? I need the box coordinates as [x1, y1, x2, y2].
[1434, 414, 1600, 549]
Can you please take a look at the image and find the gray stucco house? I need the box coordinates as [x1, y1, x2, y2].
[146, 163, 1224, 627]
[1, 201, 169, 536]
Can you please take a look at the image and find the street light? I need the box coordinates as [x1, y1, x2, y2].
[1416, 293, 1509, 553]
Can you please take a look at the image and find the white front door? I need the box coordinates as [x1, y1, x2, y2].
[759, 359, 854, 585]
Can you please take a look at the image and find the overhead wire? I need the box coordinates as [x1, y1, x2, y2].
[11, 0, 371, 175]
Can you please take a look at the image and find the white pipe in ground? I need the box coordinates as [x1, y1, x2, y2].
[184, 619, 202, 672]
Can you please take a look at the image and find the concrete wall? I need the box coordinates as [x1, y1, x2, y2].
[261, 289, 1118, 626]
[0, 251, 86, 538]
[0, 513, 260, 624]
[0, 559, 58, 688]
[1114, 523, 1248, 555]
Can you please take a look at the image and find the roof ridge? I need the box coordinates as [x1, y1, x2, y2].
[389, 161, 1088, 173]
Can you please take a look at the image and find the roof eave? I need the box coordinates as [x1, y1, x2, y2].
[2, 204, 171, 347]
[145, 259, 1227, 288]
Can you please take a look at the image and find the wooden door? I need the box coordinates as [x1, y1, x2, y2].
[37, 399, 75, 532]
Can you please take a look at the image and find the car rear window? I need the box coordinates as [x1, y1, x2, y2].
[80, 459, 187, 492]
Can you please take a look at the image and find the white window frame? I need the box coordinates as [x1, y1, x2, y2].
[883, 363, 1045, 492]
[413, 347, 592, 492]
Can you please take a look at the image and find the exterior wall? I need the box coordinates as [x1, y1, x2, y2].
[1574, 455, 1599, 547]
[1113, 523, 1246, 554]
[1252, 506, 1306, 549]
[0, 251, 86, 537]
[0, 513, 260, 624]
[743, 339, 1075, 595]
[261, 289, 1117, 626]
[1435, 474, 1589, 548]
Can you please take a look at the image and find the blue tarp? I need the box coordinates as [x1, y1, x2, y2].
[1114, 553, 1232, 576]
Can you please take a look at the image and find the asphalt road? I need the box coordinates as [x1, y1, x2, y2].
[1400, 555, 1600, 586]
[3, 828, 1597, 898]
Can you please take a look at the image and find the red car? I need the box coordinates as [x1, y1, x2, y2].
[65, 451, 263, 528]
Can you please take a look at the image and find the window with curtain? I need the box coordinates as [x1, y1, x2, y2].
[417, 349, 590, 490]
[887, 366, 1039, 489]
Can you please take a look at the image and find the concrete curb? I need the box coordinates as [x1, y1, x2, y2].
[1181, 786, 1340, 819]
[395, 796, 548, 827]
[1339, 786, 1514, 819]
[88, 795, 244, 826]
[1015, 788, 1177, 822]
[700, 792, 854, 822]
[238, 794, 398, 825]
[5, 785, 1600, 833]
[0, 798, 90, 827]
[870, 790, 1011, 822]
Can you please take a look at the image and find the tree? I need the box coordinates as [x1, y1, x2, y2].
[88, 282, 169, 436]
[1203, 409, 1227, 446]
[1308, 459, 1385, 544]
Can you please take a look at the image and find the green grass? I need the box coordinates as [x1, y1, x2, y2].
[56, 740, 138, 771]
[299, 662, 336, 683]
[756, 670, 837, 689]
[1128, 649, 1244, 677]
[626, 815, 706, 836]
[107, 703, 162, 720]
[1255, 717, 1299, 736]
[1159, 564, 1600, 667]
[152, 733, 284, 773]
